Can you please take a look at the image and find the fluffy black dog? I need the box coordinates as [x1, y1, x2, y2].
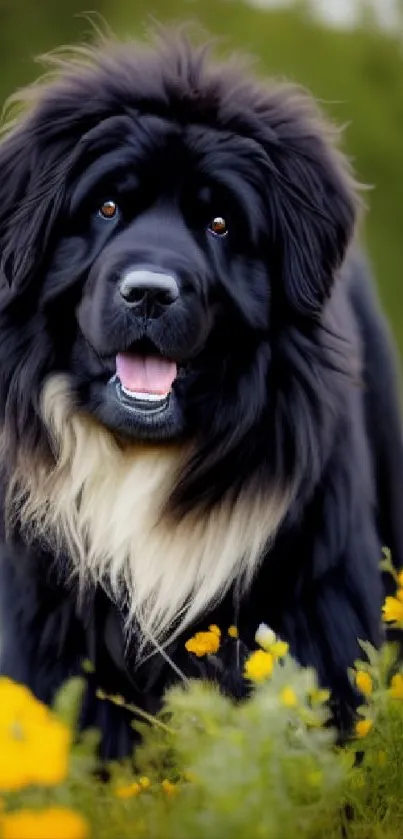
[0, 31, 402, 758]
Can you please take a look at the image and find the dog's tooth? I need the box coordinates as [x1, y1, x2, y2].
[120, 385, 169, 402]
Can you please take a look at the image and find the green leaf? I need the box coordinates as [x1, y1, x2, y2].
[52, 676, 86, 730]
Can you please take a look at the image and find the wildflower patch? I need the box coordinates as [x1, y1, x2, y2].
[1, 553, 403, 838]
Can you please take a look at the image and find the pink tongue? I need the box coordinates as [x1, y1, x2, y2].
[116, 353, 177, 395]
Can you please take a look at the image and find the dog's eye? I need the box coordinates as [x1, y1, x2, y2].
[208, 216, 228, 238]
[98, 199, 119, 220]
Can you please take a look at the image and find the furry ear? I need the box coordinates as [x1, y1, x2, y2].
[262, 92, 360, 317]
[0, 119, 78, 292]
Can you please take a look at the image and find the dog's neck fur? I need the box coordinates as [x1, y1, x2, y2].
[6, 375, 291, 653]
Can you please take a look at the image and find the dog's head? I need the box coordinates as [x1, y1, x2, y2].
[0, 31, 358, 503]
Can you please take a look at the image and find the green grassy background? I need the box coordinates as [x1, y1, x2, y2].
[1, 0, 402, 361]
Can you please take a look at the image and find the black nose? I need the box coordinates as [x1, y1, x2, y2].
[119, 269, 179, 319]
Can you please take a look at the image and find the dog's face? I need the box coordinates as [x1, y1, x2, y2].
[0, 34, 358, 498]
[44, 119, 273, 441]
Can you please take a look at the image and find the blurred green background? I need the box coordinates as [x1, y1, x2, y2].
[0, 0, 402, 360]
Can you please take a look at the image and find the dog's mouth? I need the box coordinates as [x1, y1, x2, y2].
[109, 351, 179, 415]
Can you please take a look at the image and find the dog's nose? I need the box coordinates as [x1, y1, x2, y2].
[119, 269, 179, 319]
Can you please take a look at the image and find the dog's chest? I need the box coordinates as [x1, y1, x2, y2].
[14, 377, 290, 643]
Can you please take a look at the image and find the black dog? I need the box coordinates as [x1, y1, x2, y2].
[0, 31, 402, 758]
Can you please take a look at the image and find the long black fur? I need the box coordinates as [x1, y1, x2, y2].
[0, 31, 402, 758]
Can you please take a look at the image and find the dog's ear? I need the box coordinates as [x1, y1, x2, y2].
[0, 117, 77, 292]
[262, 92, 359, 317]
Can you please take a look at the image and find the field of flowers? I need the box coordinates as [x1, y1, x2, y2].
[1, 549, 403, 839]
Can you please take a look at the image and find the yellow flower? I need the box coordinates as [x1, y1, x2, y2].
[254, 624, 288, 658]
[228, 625, 238, 638]
[382, 596, 403, 623]
[355, 719, 373, 738]
[280, 686, 298, 707]
[139, 776, 151, 789]
[244, 650, 274, 683]
[115, 782, 141, 799]
[390, 673, 403, 699]
[397, 570, 403, 588]
[185, 629, 220, 657]
[0, 678, 71, 791]
[355, 670, 373, 697]
[270, 640, 289, 659]
[1, 808, 89, 839]
[208, 625, 221, 637]
[162, 779, 179, 797]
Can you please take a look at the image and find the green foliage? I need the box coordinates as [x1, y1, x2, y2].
[4, 637, 403, 838]
[53, 676, 86, 730]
